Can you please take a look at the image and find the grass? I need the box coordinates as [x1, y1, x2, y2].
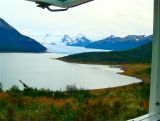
[0, 63, 151, 121]
[120, 64, 151, 83]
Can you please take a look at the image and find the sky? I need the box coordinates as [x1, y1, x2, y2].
[0, 0, 153, 41]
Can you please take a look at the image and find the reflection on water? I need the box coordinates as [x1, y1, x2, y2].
[1, 53, 141, 91]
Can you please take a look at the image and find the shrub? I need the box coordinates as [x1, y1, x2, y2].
[0, 82, 2, 92]
[6, 105, 15, 121]
[8, 85, 21, 94]
[65, 85, 93, 103]
[19, 80, 54, 98]
[53, 90, 66, 99]
[73, 89, 92, 104]
[66, 84, 78, 94]
[23, 87, 54, 98]
[0, 99, 7, 110]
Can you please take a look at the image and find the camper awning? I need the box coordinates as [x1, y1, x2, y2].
[27, 0, 93, 8]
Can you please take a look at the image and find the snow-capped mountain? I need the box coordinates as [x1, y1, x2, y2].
[86, 35, 152, 51]
[61, 34, 152, 51]
[124, 35, 147, 41]
[62, 35, 73, 43]
[61, 34, 92, 47]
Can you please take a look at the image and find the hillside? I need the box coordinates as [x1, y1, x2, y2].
[0, 18, 47, 53]
[59, 42, 152, 64]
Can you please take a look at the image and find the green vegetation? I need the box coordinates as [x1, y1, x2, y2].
[58, 43, 152, 64]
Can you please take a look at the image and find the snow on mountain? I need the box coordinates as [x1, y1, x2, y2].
[61, 34, 92, 47]
[108, 35, 116, 39]
[86, 35, 152, 51]
[61, 35, 73, 44]
[124, 35, 146, 41]
[72, 33, 86, 40]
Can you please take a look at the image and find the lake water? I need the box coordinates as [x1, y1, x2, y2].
[0, 53, 141, 91]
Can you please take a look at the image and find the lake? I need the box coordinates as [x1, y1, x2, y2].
[0, 53, 141, 91]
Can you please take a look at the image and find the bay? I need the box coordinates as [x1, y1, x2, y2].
[0, 53, 141, 91]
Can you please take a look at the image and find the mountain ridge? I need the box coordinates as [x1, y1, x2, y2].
[86, 35, 152, 51]
[0, 18, 47, 53]
[61, 34, 152, 51]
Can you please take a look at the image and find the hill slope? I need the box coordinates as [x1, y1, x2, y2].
[0, 18, 47, 52]
[59, 42, 152, 64]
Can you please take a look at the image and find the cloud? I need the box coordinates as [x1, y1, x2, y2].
[0, 0, 153, 39]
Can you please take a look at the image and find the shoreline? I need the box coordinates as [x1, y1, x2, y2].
[51, 58, 150, 94]
[57, 58, 150, 80]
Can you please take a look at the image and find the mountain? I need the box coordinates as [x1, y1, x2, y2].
[59, 42, 152, 64]
[61, 34, 152, 51]
[86, 35, 152, 51]
[0, 18, 47, 52]
[61, 34, 92, 47]
[62, 35, 73, 43]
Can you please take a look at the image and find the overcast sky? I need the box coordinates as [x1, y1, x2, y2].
[0, 0, 153, 40]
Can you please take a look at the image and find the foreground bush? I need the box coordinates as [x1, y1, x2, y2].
[0, 83, 149, 121]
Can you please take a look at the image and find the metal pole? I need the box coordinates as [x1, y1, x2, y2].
[149, 0, 160, 115]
